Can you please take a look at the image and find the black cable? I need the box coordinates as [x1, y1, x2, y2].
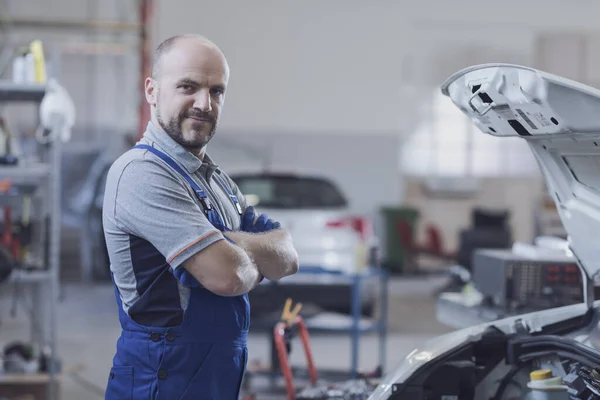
[491, 366, 523, 400]
[514, 336, 600, 364]
[520, 350, 599, 370]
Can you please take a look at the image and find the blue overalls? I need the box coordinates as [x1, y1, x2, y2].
[105, 144, 250, 400]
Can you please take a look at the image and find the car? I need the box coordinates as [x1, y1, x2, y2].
[365, 64, 600, 399]
[228, 172, 379, 317]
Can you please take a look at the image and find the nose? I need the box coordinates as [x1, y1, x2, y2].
[193, 89, 212, 112]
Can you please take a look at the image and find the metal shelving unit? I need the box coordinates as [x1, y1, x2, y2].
[0, 79, 63, 400]
[0, 81, 46, 102]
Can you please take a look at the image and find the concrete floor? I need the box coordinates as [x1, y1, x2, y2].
[0, 275, 456, 400]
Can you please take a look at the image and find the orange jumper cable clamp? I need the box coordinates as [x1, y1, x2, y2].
[273, 298, 318, 400]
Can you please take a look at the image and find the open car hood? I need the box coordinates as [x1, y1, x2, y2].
[441, 63, 600, 281]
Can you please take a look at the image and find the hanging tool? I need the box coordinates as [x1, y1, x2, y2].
[0, 204, 25, 264]
[2, 206, 13, 249]
[273, 298, 318, 400]
[0, 206, 17, 288]
[275, 298, 303, 357]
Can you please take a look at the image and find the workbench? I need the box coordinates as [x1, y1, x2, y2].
[299, 266, 389, 378]
[243, 266, 389, 395]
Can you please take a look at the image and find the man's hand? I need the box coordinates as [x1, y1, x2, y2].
[180, 236, 262, 297]
[178, 209, 296, 294]
[241, 206, 281, 233]
[225, 228, 299, 281]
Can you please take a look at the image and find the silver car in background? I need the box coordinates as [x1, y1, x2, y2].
[229, 172, 378, 317]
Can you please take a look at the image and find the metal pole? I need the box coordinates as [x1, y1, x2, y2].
[47, 43, 63, 400]
[47, 117, 62, 400]
[137, 0, 153, 140]
[350, 273, 361, 378]
[379, 269, 389, 374]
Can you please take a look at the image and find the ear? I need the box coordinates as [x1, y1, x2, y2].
[145, 77, 158, 106]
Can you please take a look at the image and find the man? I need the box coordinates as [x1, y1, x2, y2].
[102, 34, 299, 400]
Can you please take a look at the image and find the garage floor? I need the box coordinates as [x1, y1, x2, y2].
[0, 275, 456, 400]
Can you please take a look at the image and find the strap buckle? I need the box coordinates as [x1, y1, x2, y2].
[199, 195, 213, 211]
[233, 197, 243, 215]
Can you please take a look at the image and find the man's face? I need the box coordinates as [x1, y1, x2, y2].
[145, 39, 229, 152]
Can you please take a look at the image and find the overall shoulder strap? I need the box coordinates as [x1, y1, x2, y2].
[213, 173, 243, 215]
[133, 144, 215, 214]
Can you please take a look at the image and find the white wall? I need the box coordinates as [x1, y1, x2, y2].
[5, 0, 600, 136]
[4, 1, 600, 258]
[209, 130, 402, 212]
[152, 0, 600, 237]
[154, 0, 600, 135]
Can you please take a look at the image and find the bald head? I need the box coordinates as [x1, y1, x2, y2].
[145, 34, 230, 156]
[151, 34, 229, 80]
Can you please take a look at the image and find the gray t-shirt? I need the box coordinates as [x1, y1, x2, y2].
[102, 122, 248, 327]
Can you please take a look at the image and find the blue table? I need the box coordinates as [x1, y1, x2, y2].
[290, 266, 389, 378]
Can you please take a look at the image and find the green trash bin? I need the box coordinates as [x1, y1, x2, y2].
[380, 206, 420, 274]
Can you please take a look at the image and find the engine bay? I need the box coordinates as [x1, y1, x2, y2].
[389, 309, 600, 400]
[283, 64, 600, 400]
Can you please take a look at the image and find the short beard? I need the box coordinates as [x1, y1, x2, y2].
[156, 106, 217, 151]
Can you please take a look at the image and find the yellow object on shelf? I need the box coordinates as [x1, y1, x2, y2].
[29, 40, 47, 84]
[530, 369, 553, 381]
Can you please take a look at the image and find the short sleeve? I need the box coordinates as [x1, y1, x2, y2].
[112, 159, 224, 269]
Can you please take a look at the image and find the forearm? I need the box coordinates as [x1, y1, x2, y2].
[225, 229, 299, 281]
[181, 239, 261, 297]
[230, 253, 263, 295]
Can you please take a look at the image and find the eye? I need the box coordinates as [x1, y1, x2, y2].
[211, 87, 225, 96]
[178, 84, 195, 92]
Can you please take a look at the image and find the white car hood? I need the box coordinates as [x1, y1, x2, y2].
[441, 63, 600, 280]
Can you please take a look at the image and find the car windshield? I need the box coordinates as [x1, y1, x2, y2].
[230, 175, 348, 209]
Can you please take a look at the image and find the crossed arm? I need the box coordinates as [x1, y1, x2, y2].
[182, 228, 299, 297]
[112, 159, 298, 298]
